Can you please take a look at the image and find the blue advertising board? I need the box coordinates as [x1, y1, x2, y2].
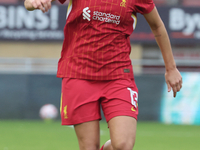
[161, 72, 200, 125]
[0, 4, 200, 44]
[132, 7, 200, 44]
[0, 4, 66, 41]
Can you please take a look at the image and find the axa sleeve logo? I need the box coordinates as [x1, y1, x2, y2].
[83, 7, 91, 21]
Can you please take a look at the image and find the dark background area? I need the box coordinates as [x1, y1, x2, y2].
[0, 74, 164, 121]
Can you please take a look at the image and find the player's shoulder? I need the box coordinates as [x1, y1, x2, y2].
[133, 0, 155, 14]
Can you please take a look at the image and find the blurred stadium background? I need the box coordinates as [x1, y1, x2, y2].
[0, 0, 200, 150]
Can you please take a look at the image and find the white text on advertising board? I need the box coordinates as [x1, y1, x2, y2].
[169, 8, 200, 39]
[0, 5, 64, 40]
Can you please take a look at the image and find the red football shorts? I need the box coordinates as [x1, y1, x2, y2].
[60, 78, 139, 125]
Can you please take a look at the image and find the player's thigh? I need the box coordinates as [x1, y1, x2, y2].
[61, 78, 102, 125]
[108, 116, 137, 150]
[74, 120, 100, 150]
[101, 78, 139, 123]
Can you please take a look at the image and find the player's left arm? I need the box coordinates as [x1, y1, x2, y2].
[143, 7, 182, 97]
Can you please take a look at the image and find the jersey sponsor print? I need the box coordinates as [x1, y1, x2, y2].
[57, 0, 155, 80]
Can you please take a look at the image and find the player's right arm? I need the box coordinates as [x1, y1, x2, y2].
[24, 0, 55, 13]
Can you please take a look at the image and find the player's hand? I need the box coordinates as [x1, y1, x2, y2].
[165, 68, 182, 98]
[29, 0, 52, 13]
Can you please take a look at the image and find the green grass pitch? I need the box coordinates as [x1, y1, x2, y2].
[0, 120, 199, 150]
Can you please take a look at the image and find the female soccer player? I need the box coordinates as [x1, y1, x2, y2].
[24, 0, 182, 150]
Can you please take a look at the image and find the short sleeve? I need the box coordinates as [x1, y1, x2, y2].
[58, 0, 67, 4]
[135, 0, 155, 14]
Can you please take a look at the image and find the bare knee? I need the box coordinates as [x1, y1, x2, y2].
[111, 139, 135, 150]
[77, 134, 100, 150]
[79, 142, 100, 150]
[107, 116, 137, 150]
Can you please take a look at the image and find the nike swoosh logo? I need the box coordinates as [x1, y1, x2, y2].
[131, 107, 136, 112]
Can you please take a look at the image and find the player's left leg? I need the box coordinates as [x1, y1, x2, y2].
[100, 116, 136, 150]
[100, 79, 138, 150]
[109, 116, 137, 150]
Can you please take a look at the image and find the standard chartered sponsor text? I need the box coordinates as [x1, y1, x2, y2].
[93, 11, 120, 25]
[0, 30, 63, 40]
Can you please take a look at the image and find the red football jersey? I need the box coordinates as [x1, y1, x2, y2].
[57, 0, 155, 80]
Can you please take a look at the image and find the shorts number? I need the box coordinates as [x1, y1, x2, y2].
[127, 88, 138, 108]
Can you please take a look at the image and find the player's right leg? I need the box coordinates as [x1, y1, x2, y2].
[74, 120, 100, 150]
[100, 140, 113, 150]
[60, 78, 103, 150]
